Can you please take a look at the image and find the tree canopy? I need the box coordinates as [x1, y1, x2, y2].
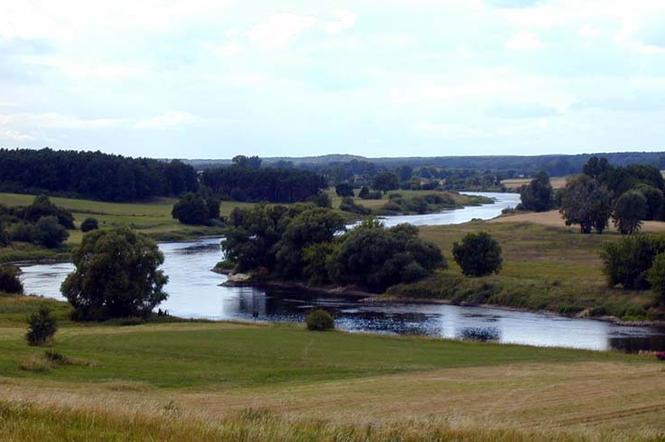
[61, 227, 168, 320]
[452, 232, 503, 277]
[519, 171, 553, 212]
[0, 149, 198, 202]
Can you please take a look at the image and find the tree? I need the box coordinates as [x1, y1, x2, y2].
[232, 155, 262, 169]
[372, 172, 399, 192]
[61, 227, 168, 320]
[601, 235, 665, 289]
[613, 191, 647, 235]
[335, 183, 354, 197]
[647, 252, 665, 303]
[171, 193, 216, 225]
[519, 171, 552, 212]
[452, 232, 502, 277]
[26, 306, 57, 346]
[635, 184, 664, 220]
[34, 216, 69, 248]
[560, 175, 612, 234]
[397, 165, 413, 182]
[274, 208, 345, 278]
[328, 221, 445, 292]
[583, 156, 611, 179]
[0, 265, 23, 294]
[358, 186, 370, 199]
[80, 217, 99, 232]
[0, 222, 9, 247]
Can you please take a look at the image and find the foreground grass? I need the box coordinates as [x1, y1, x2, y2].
[0, 295, 663, 441]
[391, 222, 661, 320]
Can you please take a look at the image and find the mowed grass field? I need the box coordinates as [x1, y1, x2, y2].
[0, 295, 663, 441]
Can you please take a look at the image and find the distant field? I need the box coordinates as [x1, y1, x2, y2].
[0, 192, 254, 247]
[0, 294, 661, 441]
[492, 209, 665, 233]
[502, 176, 568, 190]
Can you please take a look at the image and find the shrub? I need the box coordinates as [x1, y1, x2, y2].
[459, 327, 500, 342]
[0, 223, 9, 247]
[452, 232, 503, 277]
[601, 235, 665, 289]
[335, 183, 354, 197]
[306, 191, 332, 208]
[171, 193, 212, 225]
[339, 197, 371, 215]
[305, 309, 334, 331]
[26, 306, 58, 346]
[0, 265, 24, 294]
[34, 216, 69, 248]
[647, 252, 665, 303]
[10, 222, 37, 243]
[519, 171, 553, 212]
[23, 195, 75, 229]
[80, 217, 99, 232]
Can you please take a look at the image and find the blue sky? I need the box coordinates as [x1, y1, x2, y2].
[1, 0, 665, 158]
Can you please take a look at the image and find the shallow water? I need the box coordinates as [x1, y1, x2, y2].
[18, 192, 665, 352]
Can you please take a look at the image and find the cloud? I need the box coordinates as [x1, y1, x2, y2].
[505, 31, 544, 50]
[487, 0, 544, 8]
[488, 102, 561, 118]
[134, 112, 203, 129]
[0, 112, 124, 129]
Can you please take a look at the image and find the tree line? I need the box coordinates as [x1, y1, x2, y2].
[519, 157, 665, 235]
[0, 148, 198, 202]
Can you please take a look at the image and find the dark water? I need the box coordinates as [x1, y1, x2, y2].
[17, 193, 665, 352]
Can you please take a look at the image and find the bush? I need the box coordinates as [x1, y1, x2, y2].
[305, 309, 334, 331]
[452, 232, 503, 277]
[307, 192, 332, 208]
[10, 222, 37, 243]
[648, 252, 665, 303]
[0, 265, 23, 294]
[23, 195, 75, 229]
[61, 227, 168, 320]
[26, 306, 58, 346]
[339, 197, 371, 215]
[171, 193, 212, 225]
[335, 183, 354, 197]
[80, 217, 99, 232]
[601, 235, 665, 289]
[34, 216, 69, 248]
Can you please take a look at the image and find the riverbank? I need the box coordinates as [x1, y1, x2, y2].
[0, 292, 661, 441]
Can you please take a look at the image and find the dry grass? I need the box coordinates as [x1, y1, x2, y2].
[502, 177, 569, 190]
[1, 361, 664, 440]
[492, 210, 665, 233]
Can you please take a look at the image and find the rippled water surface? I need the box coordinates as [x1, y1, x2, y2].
[18, 192, 665, 352]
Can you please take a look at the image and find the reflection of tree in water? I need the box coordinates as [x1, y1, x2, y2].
[458, 327, 501, 342]
[235, 288, 443, 335]
[608, 333, 665, 353]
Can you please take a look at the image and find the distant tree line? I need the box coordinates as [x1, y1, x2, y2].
[0, 148, 198, 202]
[201, 156, 326, 203]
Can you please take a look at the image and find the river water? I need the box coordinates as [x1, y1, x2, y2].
[18, 192, 665, 352]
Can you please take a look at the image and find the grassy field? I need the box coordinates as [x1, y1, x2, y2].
[0, 294, 663, 441]
[390, 221, 662, 320]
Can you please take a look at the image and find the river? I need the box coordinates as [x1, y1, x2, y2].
[18, 192, 665, 352]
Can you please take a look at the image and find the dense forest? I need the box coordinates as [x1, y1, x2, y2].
[186, 151, 665, 177]
[0, 149, 198, 202]
[201, 156, 326, 203]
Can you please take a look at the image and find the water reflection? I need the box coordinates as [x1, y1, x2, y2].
[17, 193, 665, 352]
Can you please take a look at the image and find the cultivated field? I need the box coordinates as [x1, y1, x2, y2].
[492, 209, 665, 233]
[502, 176, 568, 190]
[0, 294, 662, 441]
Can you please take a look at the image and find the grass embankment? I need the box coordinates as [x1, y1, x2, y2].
[334, 189, 490, 214]
[391, 222, 660, 321]
[0, 294, 662, 441]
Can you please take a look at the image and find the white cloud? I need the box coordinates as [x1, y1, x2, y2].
[579, 25, 601, 39]
[505, 31, 544, 50]
[247, 13, 319, 49]
[134, 112, 203, 129]
[0, 128, 36, 142]
[0, 112, 124, 129]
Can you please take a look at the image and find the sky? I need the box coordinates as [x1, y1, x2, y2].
[1, 0, 665, 159]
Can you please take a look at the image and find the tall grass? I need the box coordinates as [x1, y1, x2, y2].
[0, 401, 653, 442]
